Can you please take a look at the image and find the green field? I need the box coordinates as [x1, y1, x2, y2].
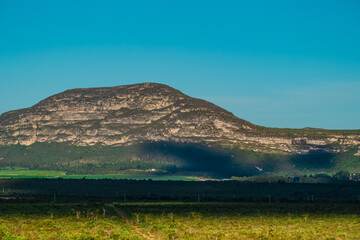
[0, 168, 197, 181]
[0, 202, 359, 240]
[0, 168, 66, 178]
[61, 174, 196, 181]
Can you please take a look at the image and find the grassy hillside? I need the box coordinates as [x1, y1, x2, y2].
[0, 142, 359, 178]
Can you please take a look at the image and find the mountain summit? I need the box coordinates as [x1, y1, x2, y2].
[0, 83, 252, 146]
[0, 83, 359, 176]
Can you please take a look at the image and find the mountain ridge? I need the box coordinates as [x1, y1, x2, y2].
[0, 83, 359, 176]
[0, 82, 359, 154]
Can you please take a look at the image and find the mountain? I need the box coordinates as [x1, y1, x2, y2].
[0, 83, 359, 177]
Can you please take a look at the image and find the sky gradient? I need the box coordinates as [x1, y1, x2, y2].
[1, 0, 359, 129]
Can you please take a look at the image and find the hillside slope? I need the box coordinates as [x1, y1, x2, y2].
[0, 83, 359, 176]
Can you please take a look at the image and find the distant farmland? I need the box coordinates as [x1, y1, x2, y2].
[0, 168, 197, 181]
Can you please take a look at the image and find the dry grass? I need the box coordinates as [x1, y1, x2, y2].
[0, 202, 359, 239]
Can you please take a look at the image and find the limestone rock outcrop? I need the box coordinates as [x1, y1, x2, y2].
[0, 83, 359, 155]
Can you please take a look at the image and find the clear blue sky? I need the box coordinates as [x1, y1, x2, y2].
[1, 0, 359, 129]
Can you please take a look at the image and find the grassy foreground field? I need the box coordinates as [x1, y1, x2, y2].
[0, 202, 359, 240]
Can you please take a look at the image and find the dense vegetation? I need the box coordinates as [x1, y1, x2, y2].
[1, 178, 360, 239]
[0, 202, 359, 239]
[1, 142, 359, 178]
[231, 170, 360, 183]
[1, 178, 360, 203]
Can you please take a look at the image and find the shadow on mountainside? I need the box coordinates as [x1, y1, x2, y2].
[140, 142, 341, 177]
[290, 150, 336, 170]
[0, 142, 344, 178]
[139, 141, 259, 178]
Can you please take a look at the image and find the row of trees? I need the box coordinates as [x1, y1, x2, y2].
[232, 171, 360, 183]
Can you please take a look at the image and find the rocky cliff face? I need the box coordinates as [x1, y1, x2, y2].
[0, 83, 359, 155]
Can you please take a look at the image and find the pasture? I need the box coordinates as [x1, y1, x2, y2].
[1, 178, 360, 239]
[0, 202, 359, 239]
[0, 168, 196, 181]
